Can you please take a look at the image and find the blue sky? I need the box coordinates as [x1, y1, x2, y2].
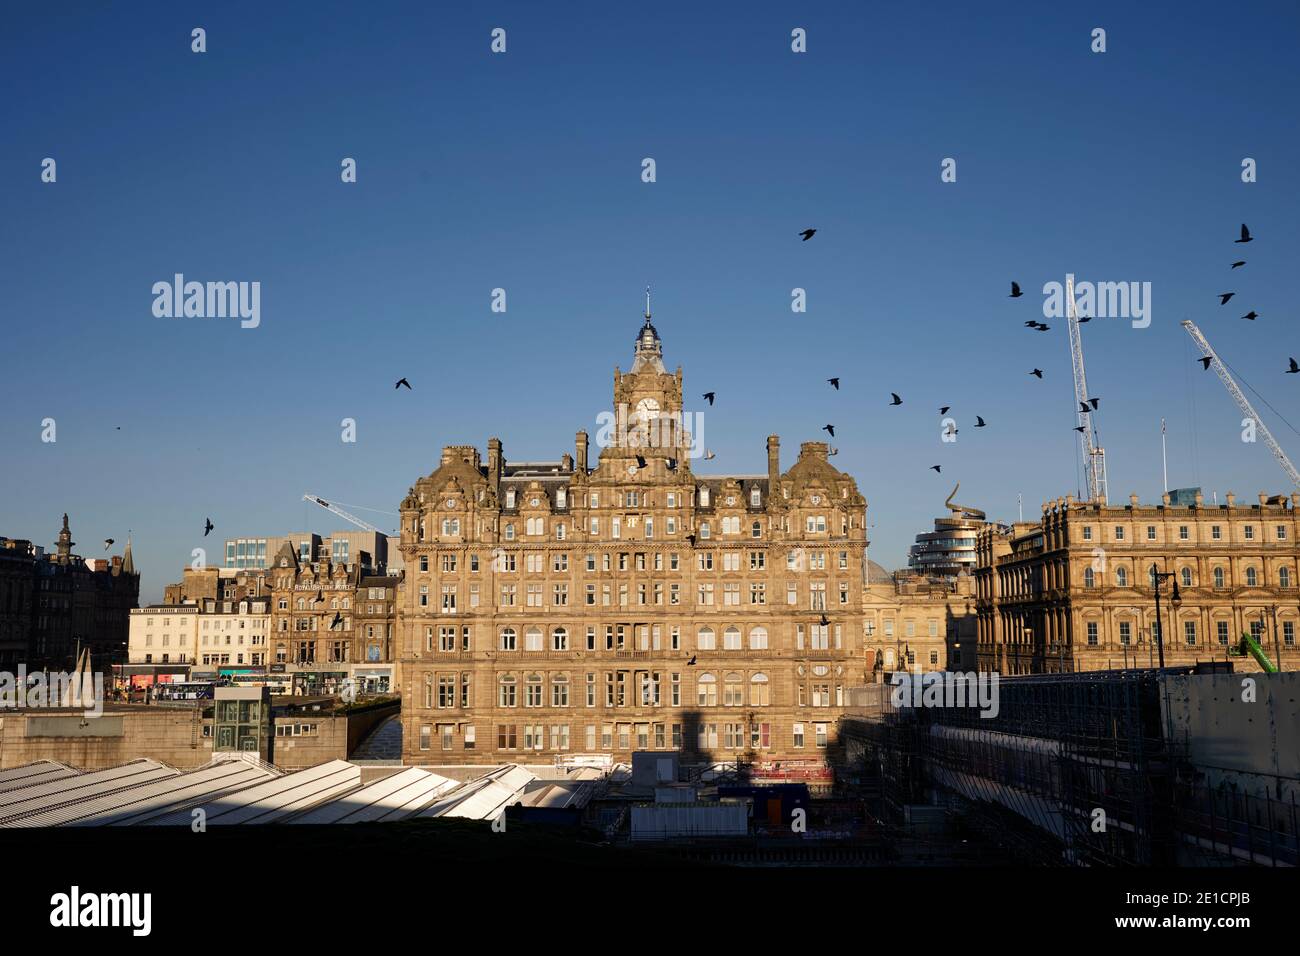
[2, 0, 1298, 601]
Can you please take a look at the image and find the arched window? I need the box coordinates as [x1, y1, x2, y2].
[498, 674, 517, 707]
[504, 523, 515, 541]
[723, 672, 744, 706]
[552, 627, 568, 651]
[699, 521, 710, 539]
[1246, 567, 1258, 587]
[751, 520, 762, 538]
[525, 674, 543, 707]
[1180, 567, 1192, 587]
[723, 626, 741, 650]
[750, 673, 770, 706]
[749, 626, 768, 650]
[697, 673, 717, 707]
[1115, 566, 1128, 587]
[1281, 567, 1292, 589]
[697, 627, 716, 650]
[1214, 566, 1225, 589]
[500, 627, 517, 651]
[551, 673, 569, 707]
[525, 627, 543, 651]
[296, 599, 305, 610]
[1084, 567, 1095, 589]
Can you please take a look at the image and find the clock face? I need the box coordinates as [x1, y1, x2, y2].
[635, 397, 660, 419]
[627, 464, 639, 476]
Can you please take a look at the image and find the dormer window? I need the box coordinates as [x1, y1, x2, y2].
[751, 488, 761, 507]
[699, 487, 710, 507]
[557, 487, 567, 508]
[505, 489, 516, 508]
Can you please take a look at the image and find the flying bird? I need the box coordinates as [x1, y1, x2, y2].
[635, 455, 647, 469]
[686, 534, 696, 546]
[1089, 398, 1100, 410]
[1288, 358, 1299, 374]
[1035, 324, 1051, 332]
[703, 450, 716, 460]
[1231, 260, 1246, 269]
[930, 465, 942, 473]
[819, 613, 830, 627]
[939, 406, 950, 415]
[1242, 311, 1259, 321]
[1219, 293, 1235, 305]
[974, 417, 987, 428]
[204, 518, 214, 536]
[702, 392, 715, 405]
[1024, 321, 1039, 327]
[828, 377, 839, 390]
[799, 229, 816, 241]
[823, 424, 835, 437]
[1030, 369, 1043, 379]
[1235, 223, 1253, 243]
[1079, 402, 1091, 414]
[889, 393, 902, 406]
[103, 539, 114, 550]
[1009, 282, 1023, 298]
[1074, 426, 1087, 433]
[395, 377, 411, 390]
[331, 612, 343, 630]
[1198, 357, 1213, 370]
[666, 457, 678, 470]
[314, 589, 323, 603]
[828, 447, 839, 456]
[686, 655, 697, 666]
[1077, 315, 1092, 323]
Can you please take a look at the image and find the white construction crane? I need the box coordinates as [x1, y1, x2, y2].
[1067, 274, 1108, 502]
[302, 494, 384, 533]
[1180, 320, 1300, 488]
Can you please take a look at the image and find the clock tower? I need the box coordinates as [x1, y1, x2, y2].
[604, 291, 690, 473]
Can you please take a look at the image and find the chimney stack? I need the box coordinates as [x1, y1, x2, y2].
[487, 437, 504, 490]
[576, 430, 589, 474]
[767, 435, 780, 491]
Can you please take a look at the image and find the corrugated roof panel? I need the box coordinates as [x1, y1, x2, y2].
[287, 767, 458, 824]
[0, 760, 177, 825]
[417, 765, 536, 820]
[0, 761, 80, 794]
[140, 759, 360, 826]
[8, 761, 277, 829]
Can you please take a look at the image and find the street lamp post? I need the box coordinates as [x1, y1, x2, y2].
[1150, 565, 1181, 670]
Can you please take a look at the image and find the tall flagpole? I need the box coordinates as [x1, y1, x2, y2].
[1161, 419, 1168, 493]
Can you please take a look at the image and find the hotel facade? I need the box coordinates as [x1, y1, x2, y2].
[976, 491, 1300, 674]
[397, 313, 869, 766]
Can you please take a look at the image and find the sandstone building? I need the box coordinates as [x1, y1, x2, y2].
[0, 515, 139, 670]
[976, 491, 1300, 673]
[397, 311, 868, 765]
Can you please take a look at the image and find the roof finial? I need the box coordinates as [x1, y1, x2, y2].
[644, 285, 651, 321]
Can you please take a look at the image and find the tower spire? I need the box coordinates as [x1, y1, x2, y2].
[644, 285, 651, 320]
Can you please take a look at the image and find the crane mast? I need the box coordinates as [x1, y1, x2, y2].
[302, 494, 383, 533]
[1179, 320, 1300, 488]
[1067, 273, 1108, 502]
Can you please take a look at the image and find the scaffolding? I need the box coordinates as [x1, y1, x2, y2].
[844, 669, 1297, 866]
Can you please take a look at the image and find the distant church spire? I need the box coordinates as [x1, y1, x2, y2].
[122, 535, 136, 575]
[56, 513, 74, 562]
[645, 285, 651, 320]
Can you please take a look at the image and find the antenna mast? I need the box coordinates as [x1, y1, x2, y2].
[1067, 274, 1108, 502]
[1180, 320, 1300, 488]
